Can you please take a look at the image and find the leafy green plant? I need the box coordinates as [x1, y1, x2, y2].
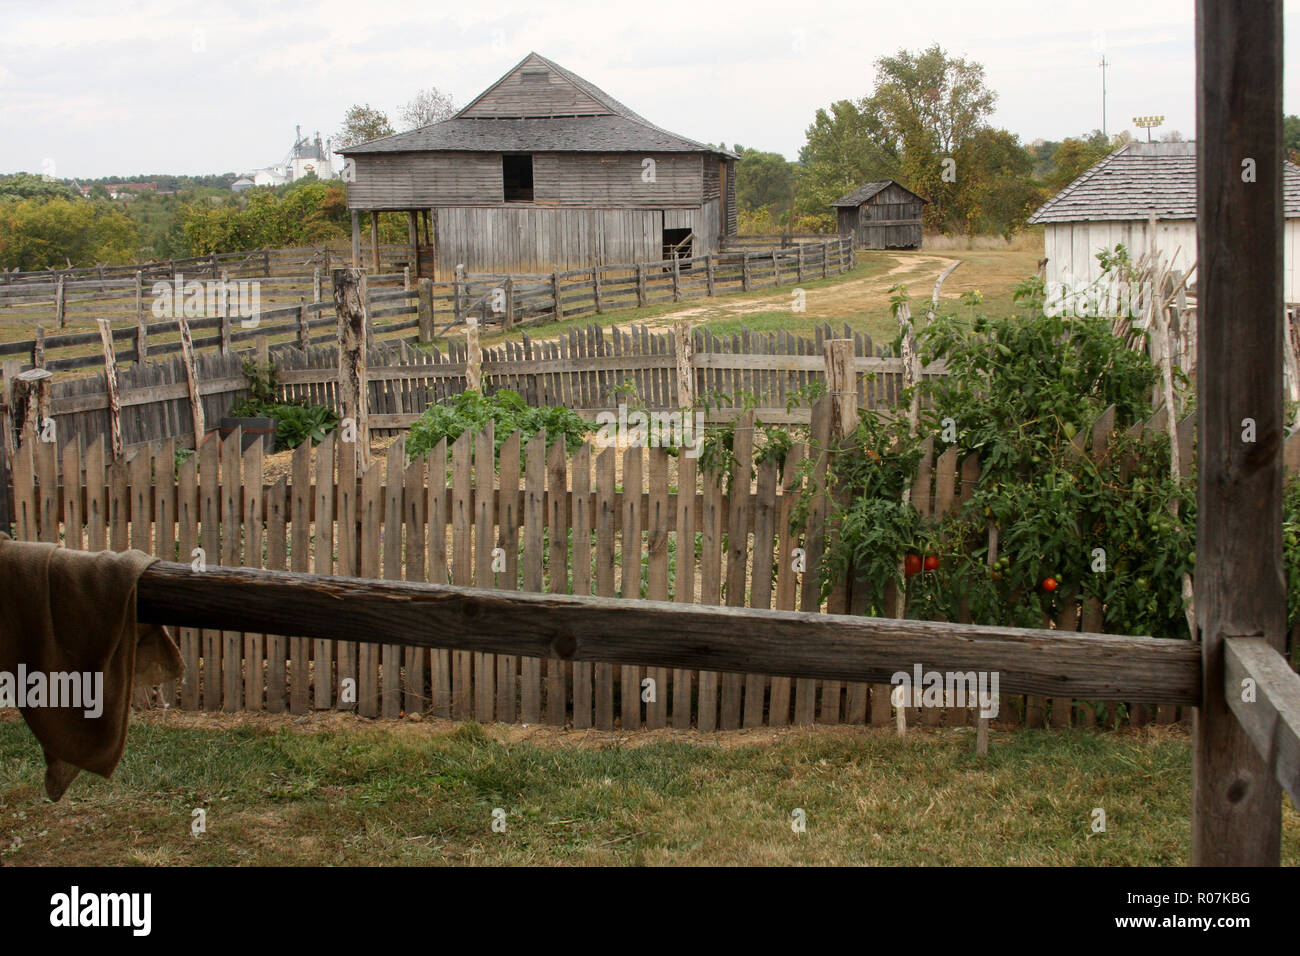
[405, 388, 591, 463]
[228, 357, 338, 451]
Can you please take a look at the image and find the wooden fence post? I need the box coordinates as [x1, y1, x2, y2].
[772, 248, 781, 286]
[742, 251, 752, 291]
[96, 318, 123, 460]
[178, 316, 204, 449]
[503, 277, 514, 331]
[1191, 0, 1285, 866]
[824, 338, 856, 439]
[334, 268, 370, 471]
[706, 253, 715, 296]
[454, 264, 465, 325]
[297, 299, 310, 351]
[135, 270, 147, 364]
[403, 265, 411, 292]
[417, 277, 435, 343]
[672, 254, 681, 302]
[636, 263, 646, 307]
[1, 359, 18, 468]
[263, 249, 270, 278]
[350, 211, 361, 268]
[313, 266, 322, 303]
[369, 212, 380, 273]
[218, 270, 231, 355]
[593, 266, 604, 314]
[360, 271, 373, 349]
[465, 315, 482, 392]
[798, 243, 806, 282]
[552, 268, 562, 321]
[55, 275, 65, 329]
[674, 321, 694, 410]
[210, 253, 218, 279]
[822, 240, 829, 279]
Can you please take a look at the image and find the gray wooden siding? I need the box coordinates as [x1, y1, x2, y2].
[703, 158, 721, 200]
[460, 63, 607, 118]
[724, 159, 737, 236]
[434, 206, 691, 275]
[533, 153, 702, 206]
[348, 152, 501, 208]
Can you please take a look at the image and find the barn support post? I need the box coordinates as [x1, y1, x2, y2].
[369, 212, 380, 273]
[334, 268, 370, 471]
[417, 278, 435, 343]
[407, 211, 419, 278]
[1192, 0, 1286, 866]
[350, 211, 360, 268]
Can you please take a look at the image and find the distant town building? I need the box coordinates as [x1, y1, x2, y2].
[231, 178, 255, 193]
[248, 127, 336, 187]
[77, 181, 157, 200]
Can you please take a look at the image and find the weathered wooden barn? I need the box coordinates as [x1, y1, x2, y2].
[1029, 141, 1300, 301]
[831, 181, 927, 249]
[339, 53, 738, 278]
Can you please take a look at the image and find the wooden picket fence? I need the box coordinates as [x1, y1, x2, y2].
[15, 322, 948, 457]
[4, 392, 1218, 730]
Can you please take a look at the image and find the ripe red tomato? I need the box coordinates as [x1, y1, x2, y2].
[923, 555, 939, 571]
[1042, 577, 1058, 592]
[905, 554, 923, 576]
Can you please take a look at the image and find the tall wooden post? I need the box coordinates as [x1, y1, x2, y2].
[592, 266, 604, 314]
[334, 268, 370, 470]
[674, 321, 694, 410]
[313, 266, 322, 303]
[1192, 0, 1285, 866]
[636, 263, 646, 307]
[178, 317, 204, 450]
[134, 270, 147, 364]
[297, 298, 310, 352]
[55, 275, 65, 329]
[465, 315, 482, 392]
[706, 253, 715, 296]
[552, 268, 562, 321]
[407, 210, 419, 278]
[96, 318, 123, 460]
[503, 277, 515, 331]
[350, 211, 360, 268]
[369, 211, 380, 273]
[417, 277, 434, 343]
[454, 264, 466, 325]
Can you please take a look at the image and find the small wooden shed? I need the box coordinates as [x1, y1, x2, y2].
[832, 181, 927, 249]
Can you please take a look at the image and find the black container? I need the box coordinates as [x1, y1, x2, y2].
[218, 416, 277, 452]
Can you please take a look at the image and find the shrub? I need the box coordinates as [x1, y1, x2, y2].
[405, 389, 591, 463]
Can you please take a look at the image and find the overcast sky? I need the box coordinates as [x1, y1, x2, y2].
[2, 0, 1298, 179]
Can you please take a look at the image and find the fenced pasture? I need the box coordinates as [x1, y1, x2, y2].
[0, 238, 853, 375]
[6, 390, 1223, 732]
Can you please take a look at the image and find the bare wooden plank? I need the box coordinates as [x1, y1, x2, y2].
[697, 464, 723, 731]
[620, 443, 643, 730]
[520, 430, 546, 723]
[496, 430, 522, 723]
[139, 563, 1203, 703]
[473, 424, 497, 723]
[644, 446, 670, 729]
[175, 446, 199, 709]
[336, 425, 359, 711]
[403, 448, 427, 715]
[1224, 637, 1300, 807]
[219, 430, 242, 712]
[266, 471, 288, 714]
[450, 428, 473, 720]
[312, 433, 336, 710]
[722, 410, 754, 730]
[594, 443, 617, 730]
[546, 436, 569, 725]
[427, 437, 451, 717]
[242, 440, 264, 712]
[380, 438, 406, 718]
[671, 449, 696, 730]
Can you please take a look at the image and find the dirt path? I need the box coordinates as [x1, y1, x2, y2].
[630, 252, 959, 330]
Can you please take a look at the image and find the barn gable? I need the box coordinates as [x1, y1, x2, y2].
[457, 53, 615, 119]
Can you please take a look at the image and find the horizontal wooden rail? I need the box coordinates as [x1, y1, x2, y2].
[1223, 636, 1300, 806]
[135, 561, 1201, 703]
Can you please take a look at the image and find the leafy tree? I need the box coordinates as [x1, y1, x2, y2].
[1284, 114, 1300, 163]
[735, 148, 796, 221]
[950, 128, 1043, 237]
[0, 198, 139, 270]
[398, 88, 457, 130]
[0, 173, 80, 202]
[1045, 133, 1114, 192]
[334, 104, 395, 150]
[794, 100, 897, 229]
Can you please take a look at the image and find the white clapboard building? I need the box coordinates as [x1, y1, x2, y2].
[1029, 141, 1300, 302]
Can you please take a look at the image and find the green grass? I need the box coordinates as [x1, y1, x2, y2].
[2, 713, 1294, 865]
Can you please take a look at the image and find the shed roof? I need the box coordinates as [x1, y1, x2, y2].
[1028, 141, 1300, 223]
[340, 53, 736, 158]
[831, 180, 928, 208]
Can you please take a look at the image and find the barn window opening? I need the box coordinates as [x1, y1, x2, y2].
[503, 154, 534, 202]
[663, 228, 693, 267]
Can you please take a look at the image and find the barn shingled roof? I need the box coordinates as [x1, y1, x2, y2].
[831, 180, 929, 207]
[339, 53, 737, 158]
[1028, 141, 1300, 224]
